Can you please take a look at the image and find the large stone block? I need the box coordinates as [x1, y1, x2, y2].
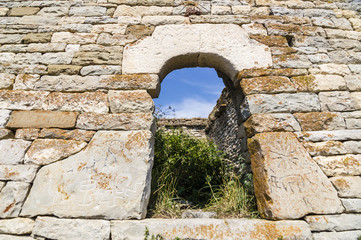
[319, 91, 356, 112]
[21, 131, 154, 220]
[305, 214, 361, 232]
[293, 112, 345, 131]
[296, 130, 361, 142]
[248, 132, 343, 220]
[313, 154, 361, 176]
[0, 182, 30, 218]
[342, 199, 361, 213]
[24, 139, 87, 165]
[331, 176, 361, 198]
[32, 217, 110, 240]
[303, 141, 347, 156]
[39, 128, 95, 142]
[108, 90, 154, 113]
[111, 219, 312, 240]
[51, 32, 98, 44]
[0, 165, 39, 182]
[313, 231, 361, 240]
[0, 139, 31, 164]
[0, 90, 49, 111]
[0, 218, 34, 235]
[240, 76, 296, 94]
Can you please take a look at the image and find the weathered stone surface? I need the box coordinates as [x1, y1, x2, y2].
[39, 128, 95, 142]
[0, 129, 14, 140]
[114, 5, 172, 17]
[0, 165, 39, 182]
[108, 90, 154, 113]
[0, 182, 30, 218]
[0, 74, 15, 89]
[247, 93, 320, 114]
[9, 7, 40, 16]
[24, 139, 87, 165]
[293, 112, 345, 131]
[21, 131, 154, 220]
[123, 24, 272, 81]
[44, 92, 109, 114]
[291, 75, 346, 92]
[344, 141, 361, 154]
[0, 235, 35, 240]
[244, 113, 301, 137]
[48, 65, 82, 75]
[80, 65, 121, 76]
[15, 128, 39, 140]
[342, 199, 361, 213]
[0, 90, 49, 111]
[76, 113, 154, 130]
[69, 6, 107, 16]
[6, 111, 78, 129]
[32, 217, 110, 240]
[0, 110, 11, 127]
[0, 139, 31, 164]
[0, 218, 34, 235]
[346, 118, 361, 129]
[303, 141, 347, 156]
[331, 176, 361, 198]
[319, 64, 351, 76]
[22, 33, 52, 44]
[241, 76, 296, 94]
[313, 231, 361, 240]
[248, 132, 343, 220]
[111, 219, 312, 240]
[313, 154, 361, 176]
[296, 130, 361, 142]
[181, 210, 217, 219]
[72, 52, 122, 65]
[52, 32, 98, 44]
[305, 214, 361, 232]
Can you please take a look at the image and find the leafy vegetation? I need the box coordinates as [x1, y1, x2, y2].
[148, 128, 258, 218]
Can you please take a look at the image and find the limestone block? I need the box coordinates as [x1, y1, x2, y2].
[0, 74, 15, 89]
[9, 7, 40, 16]
[72, 52, 122, 65]
[114, 5, 173, 17]
[69, 7, 107, 16]
[108, 90, 154, 113]
[303, 141, 347, 156]
[0, 235, 35, 240]
[0, 182, 30, 218]
[296, 130, 361, 142]
[96, 33, 137, 47]
[344, 141, 361, 154]
[80, 66, 121, 76]
[313, 154, 361, 176]
[40, 52, 74, 65]
[351, 92, 361, 110]
[47, 65, 82, 75]
[247, 93, 320, 114]
[0, 53, 16, 64]
[52, 32, 98, 44]
[0, 90, 49, 111]
[346, 118, 361, 129]
[76, 113, 154, 131]
[189, 15, 250, 24]
[6, 111, 78, 129]
[350, 18, 361, 31]
[21, 131, 154, 220]
[0, 8, 8, 16]
[242, 23, 268, 35]
[32, 217, 110, 240]
[241, 76, 296, 94]
[244, 113, 301, 137]
[313, 231, 361, 240]
[39, 129, 95, 142]
[109, 0, 173, 5]
[273, 54, 312, 69]
[0, 110, 11, 127]
[349, 64, 361, 74]
[18, 16, 60, 25]
[342, 199, 361, 213]
[0, 129, 14, 140]
[122, 24, 272, 81]
[117, 16, 142, 25]
[305, 214, 361, 232]
[346, 75, 361, 91]
[37, 7, 70, 17]
[0, 139, 31, 164]
[249, 132, 343, 220]
[111, 219, 312, 240]
[331, 176, 361, 198]
[24, 139, 87, 165]
[319, 64, 351, 76]
[291, 75, 346, 92]
[0, 218, 34, 235]
[141, 16, 188, 25]
[293, 112, 345, 131]
[22, 33, 52, 44]
[91, 24, 127, 34]
[0, 165, 39, 182]
[15, 128, 39, 141]
[44, 92, 109, 114]
[0, 34, 22, 44]
[319, 91, 355, 112]
[27, 43, 66, 53]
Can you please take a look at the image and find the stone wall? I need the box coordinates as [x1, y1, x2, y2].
[0, 0, 360, 239]
[157, 118, 207, 138]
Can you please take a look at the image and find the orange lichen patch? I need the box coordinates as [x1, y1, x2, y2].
[91, 171, 113, 190]
[77, 162, 87, 171]
[342, 156, 360, 167]
[303, 141, 343, 156]
[100, 74, 156, 89]
[3, 200, 15, 213]
[250, 222, 302, 240]
[293, 112, 340, 131]
[125, 25, 155, 39]
[290, 75, 316, 92]
[333, 178, 350, 189]
[4, 167, 19, 178]
[57, 184, 70, 200]
[237, 68, 305, 79]
[244, 114, 296, 137]
[250, 35, 288, 47]
[241, 76, 295, 94]
[271, 47, 297, 55]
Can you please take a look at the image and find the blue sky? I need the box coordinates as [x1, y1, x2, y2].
[153, 67, 225, 118]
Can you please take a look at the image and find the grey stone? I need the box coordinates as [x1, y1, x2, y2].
[331, 176, 361, 198]
[344, 141, 361, 154]
[0, 165, 39, 182]
[0, 218, 34, 235]
[305, 214, 361, 231]
[80, 65, 122, 76]
[313, 154, 361, 176]
[319, 91, 356, 112]
[181, 210, 217, 218]
[346, 75, 361, 91]
[0, 110, 11, 127]
[0, 139, 31, 164]
[296, 130, 361, 142]
[0, 182, 30, 218]
[342, 199, 361, 213]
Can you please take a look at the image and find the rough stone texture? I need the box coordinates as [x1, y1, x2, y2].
[296, 130, 361, 142]
[38, 129, 95, 142]
[0, 235, 35, 240]
[293, 112, 345, 131]
[0, 90, 49, 111]
[342, 199, 361, 213]
[0, 129, 13, 140]
[6, 111, 78, 129]
[303, 141, 347, 156]
[0, 139, 31, 164]
[123, 24, 272, 80]
[313, 231, 361, 240]
[0, 182, 30, 218]
[331, 176, 361, 198]
[0, 74, 15, 90]
[32, 217, 110, 240]
[15, 128, 40, 141]
[24, 139, 87, 165]
[305, 214, 361, 232]
[248, 132, 343, 220]
[319, 91, 357, 112]
[241, 76, 296, 94]
[111, 219, 312, 240]
[108, 90, 154, 113]
[313, 155, 361, 176]
[0, 110, 11, 128]
[0, 218, 34, 235]
[0, 165, 39, 182]
[21, 131, 154, 220]
[76, 113, 154, 130]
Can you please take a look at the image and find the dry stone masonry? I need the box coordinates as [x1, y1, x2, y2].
[0, 0, 360, 239]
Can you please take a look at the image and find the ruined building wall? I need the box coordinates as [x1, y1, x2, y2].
[157, 118, 207, 139]
[0, 0, 360, 239]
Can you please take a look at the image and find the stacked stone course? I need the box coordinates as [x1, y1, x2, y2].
[0, 0, 360, 239]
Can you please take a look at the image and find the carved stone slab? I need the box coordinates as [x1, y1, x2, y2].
[248, 132, 343, 220]
[21, 130, 154, 220]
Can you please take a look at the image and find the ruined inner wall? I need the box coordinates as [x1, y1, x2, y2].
[0, 0, 360, 239]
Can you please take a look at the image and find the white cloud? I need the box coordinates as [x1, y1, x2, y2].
[163, 97, 216, 118]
